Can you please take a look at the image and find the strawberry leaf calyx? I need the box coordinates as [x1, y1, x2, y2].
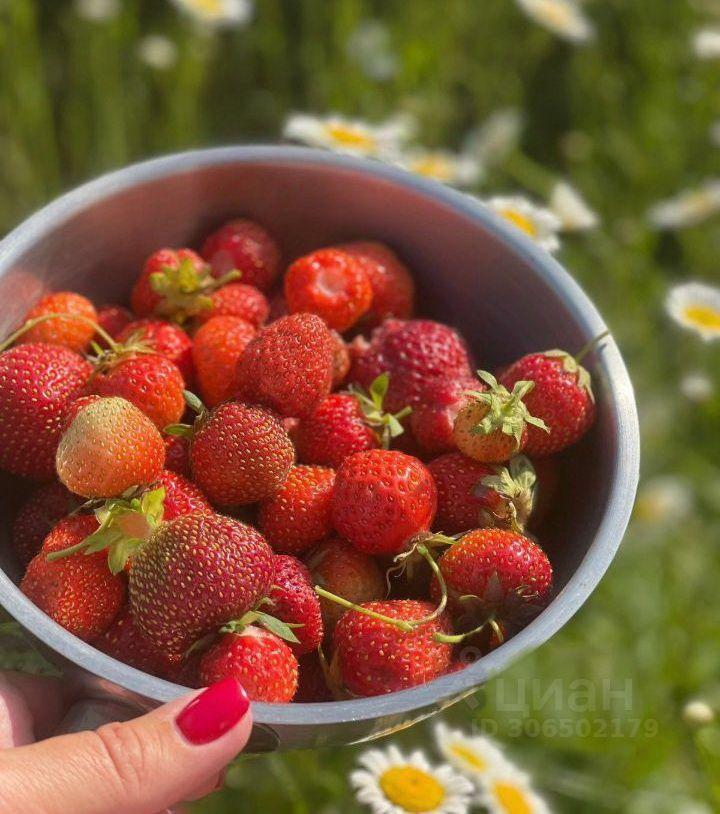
[467, 370, 549, 448]
[477, 455, 537, 532]
[149, 259, 241, 323]
[221, 609, 301, 644]
[543, 349, 595, 403]
[349, 373, 412, 449]
[164, 390, 207, 439]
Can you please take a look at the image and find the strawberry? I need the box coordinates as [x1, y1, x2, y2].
[130, 248, 237, 323]
[428, 453, 536, 534]
[431, 528, 553, 625]
[332, 600, 453, 697]
[0, 343, 92, 479]
[56, 396, 165, 498]
[86, 352, 185, 431]
[453, 371, 547, 463]
[349, 319, 473, 413]
[96, 305, 133, 343]
[306, 537, 385, 633]
[21, 515, 125, 642]
[129, 512, 274, 654]
[410, 374, 478, 455]
[117, 319, 195, 385]
[285, 248, 373, 332]
[97, 607, 182, 679]
[201, 218, 281, 292]
[17, 292, 97, 353]
[192, 315, 255, 407]
[12, 482, 78, 569]
[257, 465, 335, 554]
[157, 469, 212, 520]
[332, 449, 437, 555]
[329, 329, 350, 388]
[266, 555, 323, 655]
[187, 400, 295, 506]
[337, 241, 415, 325]
[235, 313, 334, 418]
[163, 433, 190, 477]
[295, 652, 333, 702]
[499, 350, 596, 456]
[195, 282, 269, 328]
[198, 628, 298, 702]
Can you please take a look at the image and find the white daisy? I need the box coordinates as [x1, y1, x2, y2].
[634, 475, 693, 525]
[75, 0, 120, 21]
[680, 372, 714, 403]
[516, 0, 595, 44]
[283, 112, 414, 158]
[465, 108, 523, 167]
[346, 20, 397, 81]
[170, 0, 253, 28]
[682, 699, 716, 726]
[693, 27, 720, 58]
[549, 181, 599, 231]
[477, 763, 551, 814]
[137, 35, 178, 70]
[351, 744, 474, 814]
[709, 120, 720, 147]
[485, 195, 562, 252]
[648, 180, 720, 229]
[435, 723, 510, 786]
[397, 148, 483, 188]
[666, 281, 720, 341]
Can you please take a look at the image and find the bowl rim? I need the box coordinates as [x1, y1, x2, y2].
[0, 145, 640, 727]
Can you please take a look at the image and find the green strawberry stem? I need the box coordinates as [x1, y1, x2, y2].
[314, 586, 415, 632]
[349, 373, 412, 449]
[221, 608, 301, 644]
[0, 312, 117, 354]
[163, 390, 206, 437]
[434, 614, 503, 645]
[574, 329, 610, 365]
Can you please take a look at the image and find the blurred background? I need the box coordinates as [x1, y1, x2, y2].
[1, 1, 720, 812]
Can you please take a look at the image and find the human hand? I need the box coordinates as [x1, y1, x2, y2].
[0, 672, 252, 814]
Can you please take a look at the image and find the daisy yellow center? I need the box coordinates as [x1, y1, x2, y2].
[493, 780, 533, 814]
[501, 209, 539, 238]
[379, 766, 446, 813]
[450, 743, 487, 771]
[540, 1, 572, 28]
[411, 155, 453, 181]
[682, 304, 720, 331]
[325, 124, 376, 151]
[187, 0, 223, 13]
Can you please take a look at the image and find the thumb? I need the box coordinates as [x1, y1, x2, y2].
[0, 678, 252, 814]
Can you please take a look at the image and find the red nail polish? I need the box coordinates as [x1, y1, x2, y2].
[176, 678, 249, 745]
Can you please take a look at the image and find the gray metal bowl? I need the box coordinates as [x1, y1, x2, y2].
[0, 146, 639, 752]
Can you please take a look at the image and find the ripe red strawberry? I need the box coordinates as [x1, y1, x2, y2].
[189, 401, 295, 506]
[337, 241, 415, 325]
[0, 343, 92, 479]
[431, 529, 553, 624]
[294, 394, 381, 470]
[12, 482, 78, 569]
[198, 628, 298, 702]
[333, 600, 453, 697]
[499, 350, 596, 456]
[235, 313, 334, 418]
[332, 450, 437, 555]
[21, 515, 125, 642]
[266, 555, 323, 655]
[157, 469, 212, 520]
[257, 465, 335, 554]
[117, 319, 195, 386]
[195, 282, 269, 328]
[56, 396, 165, 498]
[427, 453, 536, 534]
[201, 218, 281, 292]
[307, 537, 385, 633]
[130, 248, 237, 323]
[129, 513, 274, 654]
[410, 374, 479, 455]
[453, 372, 547, 463]
[86, 353, 185, 430]
[18, 291, 97, 353]
[285, 248, 373, 332]
[96, 305, 132, 343]
[97, 607, 183, 679]
[295, 652, 333, 702]
[163, 433, 190, 477]
[192, 315, 255, 407]
[349, 319, 473, 413]
[329, 329, 350, 388]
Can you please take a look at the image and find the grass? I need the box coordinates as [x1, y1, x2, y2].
[1, 1, 720, 811]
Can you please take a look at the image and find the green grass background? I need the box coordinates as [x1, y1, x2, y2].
[1, 1, 719, 811]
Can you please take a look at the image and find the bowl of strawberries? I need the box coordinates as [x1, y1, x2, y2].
[0, 146, 639, 751]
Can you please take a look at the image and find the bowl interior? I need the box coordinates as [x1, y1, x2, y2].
[0, 148, 637, 736]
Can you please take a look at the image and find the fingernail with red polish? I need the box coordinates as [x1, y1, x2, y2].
[176, 678, 249, 745]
